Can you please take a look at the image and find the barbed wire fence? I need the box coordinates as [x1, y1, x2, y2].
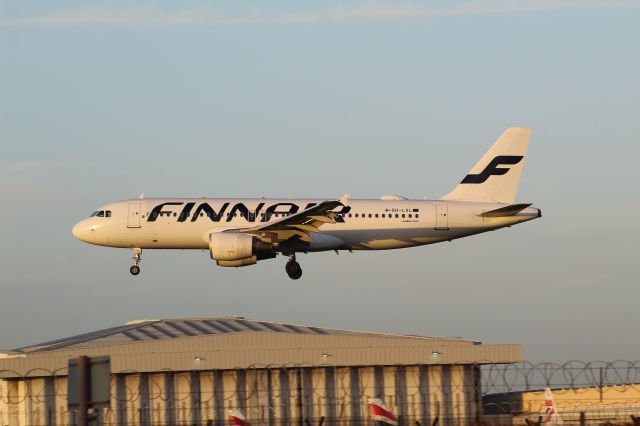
[483, 361, 640, 393]
[482, 361, 640, 426]
[1, 361, 640, 425]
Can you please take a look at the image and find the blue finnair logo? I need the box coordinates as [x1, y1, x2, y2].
[461, 155, 524, 184]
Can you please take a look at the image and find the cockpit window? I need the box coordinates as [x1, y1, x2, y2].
[90, 210, 112, 218]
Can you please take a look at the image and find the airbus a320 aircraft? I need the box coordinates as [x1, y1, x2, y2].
[72, 128, 541, 279]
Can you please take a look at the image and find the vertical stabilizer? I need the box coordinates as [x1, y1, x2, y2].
[544, 387, 562, 425]
[229, 409, 251, 426]
[368, 398, 398, 425]
[441, 128, 532, 203]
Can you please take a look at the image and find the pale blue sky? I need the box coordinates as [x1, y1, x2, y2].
[1, 1, 639, 361]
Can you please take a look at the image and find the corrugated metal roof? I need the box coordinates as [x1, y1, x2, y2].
[0, 332, 522, 377]
[14, 317, 472, 354]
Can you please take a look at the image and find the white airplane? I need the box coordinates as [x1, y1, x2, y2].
[72, 128, 541, 279]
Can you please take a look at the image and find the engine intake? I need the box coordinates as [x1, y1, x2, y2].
[209, 233, 274, 264]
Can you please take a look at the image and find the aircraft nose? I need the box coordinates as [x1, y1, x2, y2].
[72, 221, 90, 242]
[72, 222, 82, 240]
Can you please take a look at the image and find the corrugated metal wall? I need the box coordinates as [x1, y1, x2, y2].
[0, 364, 480, 426]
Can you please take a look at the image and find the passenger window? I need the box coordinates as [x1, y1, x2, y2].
[382, 214, 385, 218]
[368, 214, 372, 218]
[348, 214, 352, 218]
[395, 214, 399, 218]
[408, 214, 412, 218]
[416, 214, 419, 219]
[402, 214, 405, 218]
[375, 214, 379, 218]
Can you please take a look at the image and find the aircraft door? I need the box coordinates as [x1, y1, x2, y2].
[435, 203, 449, 230]
[127, 203, 142, 228]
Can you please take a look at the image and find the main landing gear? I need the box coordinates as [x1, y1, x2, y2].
[285, 254, 302, 280]
[130, 248, 142, 276]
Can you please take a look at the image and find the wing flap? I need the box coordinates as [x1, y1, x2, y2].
[288, 224, 321, 233]
[308, 215, 335, 224]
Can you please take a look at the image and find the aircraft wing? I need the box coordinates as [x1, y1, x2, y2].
[230, 194, 350, 244]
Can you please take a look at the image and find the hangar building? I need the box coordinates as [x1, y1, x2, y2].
[0, 317, 521, 425]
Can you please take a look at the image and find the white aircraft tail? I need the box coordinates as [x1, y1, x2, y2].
[441, 127, 532, 204]
[368, 398, 398, 425]
[543, 387, 562, 425]
[229, 409, 250, 426]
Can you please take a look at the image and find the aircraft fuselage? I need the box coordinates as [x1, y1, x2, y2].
[73, 197, 540, 251]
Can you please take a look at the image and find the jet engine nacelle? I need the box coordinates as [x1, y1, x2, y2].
[209, 233, 275, 266]
[217, 257, 257, 267]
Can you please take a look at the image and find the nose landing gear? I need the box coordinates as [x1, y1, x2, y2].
[285, 254, 302, 280]
[130, 248, 142, 275]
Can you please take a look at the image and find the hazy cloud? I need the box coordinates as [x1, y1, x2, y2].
[0, 7, 319, 28]
[0, 160, 62, 175]
[330, 0, 640, 21]
[1, 1, 638, 28]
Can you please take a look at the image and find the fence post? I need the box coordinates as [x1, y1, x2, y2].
[525, 417, 542, 426]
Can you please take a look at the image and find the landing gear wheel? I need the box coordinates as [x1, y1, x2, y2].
[285, 260, 302, 280]
[130, 248, 142, 276]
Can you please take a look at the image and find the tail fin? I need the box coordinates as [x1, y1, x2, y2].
[368, 398, 398, 425]
[229, 409, 250, 426]
[441, 127, 532, 203]
[543, 387, 562, 425]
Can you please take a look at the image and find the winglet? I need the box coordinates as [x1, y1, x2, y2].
[339, 193, 352, 205]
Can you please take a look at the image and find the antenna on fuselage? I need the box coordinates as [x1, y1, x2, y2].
[139, 193, 145, 199]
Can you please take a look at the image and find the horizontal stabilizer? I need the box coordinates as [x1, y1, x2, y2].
[480, 203, 532, 218]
